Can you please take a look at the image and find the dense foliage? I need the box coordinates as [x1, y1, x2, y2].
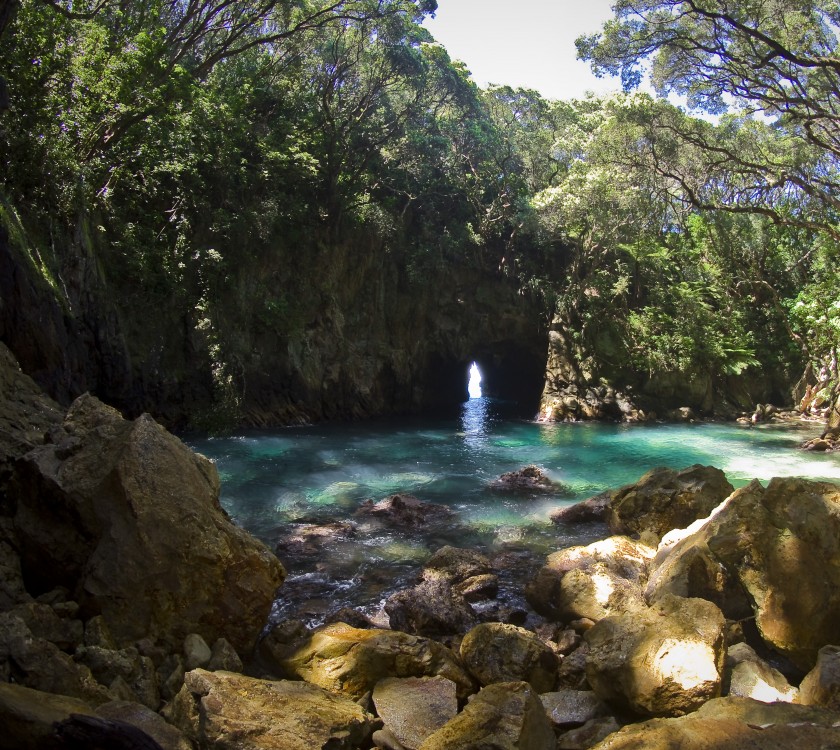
[0, 0, 837, 428]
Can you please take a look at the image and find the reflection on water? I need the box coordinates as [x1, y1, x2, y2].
[189, 406, 840, 625]
[461, 396, 491, 448]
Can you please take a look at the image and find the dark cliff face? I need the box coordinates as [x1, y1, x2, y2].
[0, 204, 548, 428]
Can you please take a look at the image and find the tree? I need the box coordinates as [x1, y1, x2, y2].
[577, 0, 840, 240]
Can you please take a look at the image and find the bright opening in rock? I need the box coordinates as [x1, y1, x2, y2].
[468, 362, 483, 399]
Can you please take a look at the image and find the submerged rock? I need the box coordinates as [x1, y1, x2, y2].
[489, 464, 567, 494]
[356, 493, 455, 528]
[10, 393, 286, 655]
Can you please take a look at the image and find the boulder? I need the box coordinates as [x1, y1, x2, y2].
[385, 578, 477, 637]
[646, 478, 840, 670]
[279, 622, 476, 700]
[206, 637, 243, 673]
[0, 342, 63, 497]
[422, 546, 492, 584]
[0, 610, 111, 706]
[488, 465, 562, 494]
[170, 668, 374, 750]
[550, 492, 611, 525]
[540, 689, 609, 728]
[526, 536, 654, 622]
[356, 493, 455, 529]
[607, 465, 734, 543]
[417, 681, 555, 750]
[73, 644, 159, 708]
[584, 594, 726, 717]
[460, 622, 558, 692]
[557, 717, 620, 749]
[798, 644, 840, 711]
[0, 681, 95, 750]
[587, 696, 840, 749]
[372, 676, 458, 750]
[725, 642, 797, 703]
[95, 700, 192, 750]
[182, 633, 212, 671]
[10, 394, 285, 655]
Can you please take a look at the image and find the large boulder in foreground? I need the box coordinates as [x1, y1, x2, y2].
[584, 594, 726, 718]
[279, 622, 476, 700]
[526, 536, 654, 622]
[588, 696, 840, 749]
[170, 668, 374, 750]
[11, 394, 285, 655]
[608, 465, 733, 543]
[460, 622, 558, 692]
[418, 681, 555, 750]
[646, 478, 840, 670]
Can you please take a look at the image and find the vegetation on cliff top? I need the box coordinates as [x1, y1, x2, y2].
[0, 0, 838, 430]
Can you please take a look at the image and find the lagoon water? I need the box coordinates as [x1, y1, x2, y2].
[190, 398, 840, 625]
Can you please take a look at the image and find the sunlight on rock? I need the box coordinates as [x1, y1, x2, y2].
[736, 673, 797, 703]
[658, 496, 733, 555]
[592, 571, 616, 606]
[654, 639, 718, 690]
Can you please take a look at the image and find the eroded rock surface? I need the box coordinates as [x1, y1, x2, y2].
[279, 622, 476, 700]
[171, 668, 375, 750]
[372, 676, 458, 750]
[584, 594, 726, 717]
[11, 393, 285, 655]
[607, 465, 733, 543]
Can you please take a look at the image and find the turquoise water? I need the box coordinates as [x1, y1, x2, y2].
[189, 399, 840, 623]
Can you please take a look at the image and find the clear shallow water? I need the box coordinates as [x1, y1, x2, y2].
[188, 398, 840, 624]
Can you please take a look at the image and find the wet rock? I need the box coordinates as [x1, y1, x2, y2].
[95, 700, 192, 750]
[0, 681, 95, 750]
[798, 644, 840, 711]
[584, 594, 726, 717]
[607, 465, 733, 543]
[647, 478, 840, 670]
[460, 622, 558, 692]
[488, 464, 564, 494]
[274, 521, 357, 561]
[356, 493, 455, 529]
[550, 492, 611, 524]
[10, 393, 285, 655]
[589, 696, 840, 749]
[174, 668, 376, 750]
[372, 676, 458, 750]
[526, 536, 654, 622]
[725, 642, 797, 703]
[453, 574, 498, 602]
[385, 578, 477, 637]
[540, 689, 609, 728]
[325, 607, 376, 629]
[417, 681, 555, 750]
[422, 546, 492, 584]
[280, 622, 476, 701]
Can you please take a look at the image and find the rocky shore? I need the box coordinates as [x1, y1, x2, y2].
[2, 342, 840, 749]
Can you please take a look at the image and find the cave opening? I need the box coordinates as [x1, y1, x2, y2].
[467, 361, 483, 399]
